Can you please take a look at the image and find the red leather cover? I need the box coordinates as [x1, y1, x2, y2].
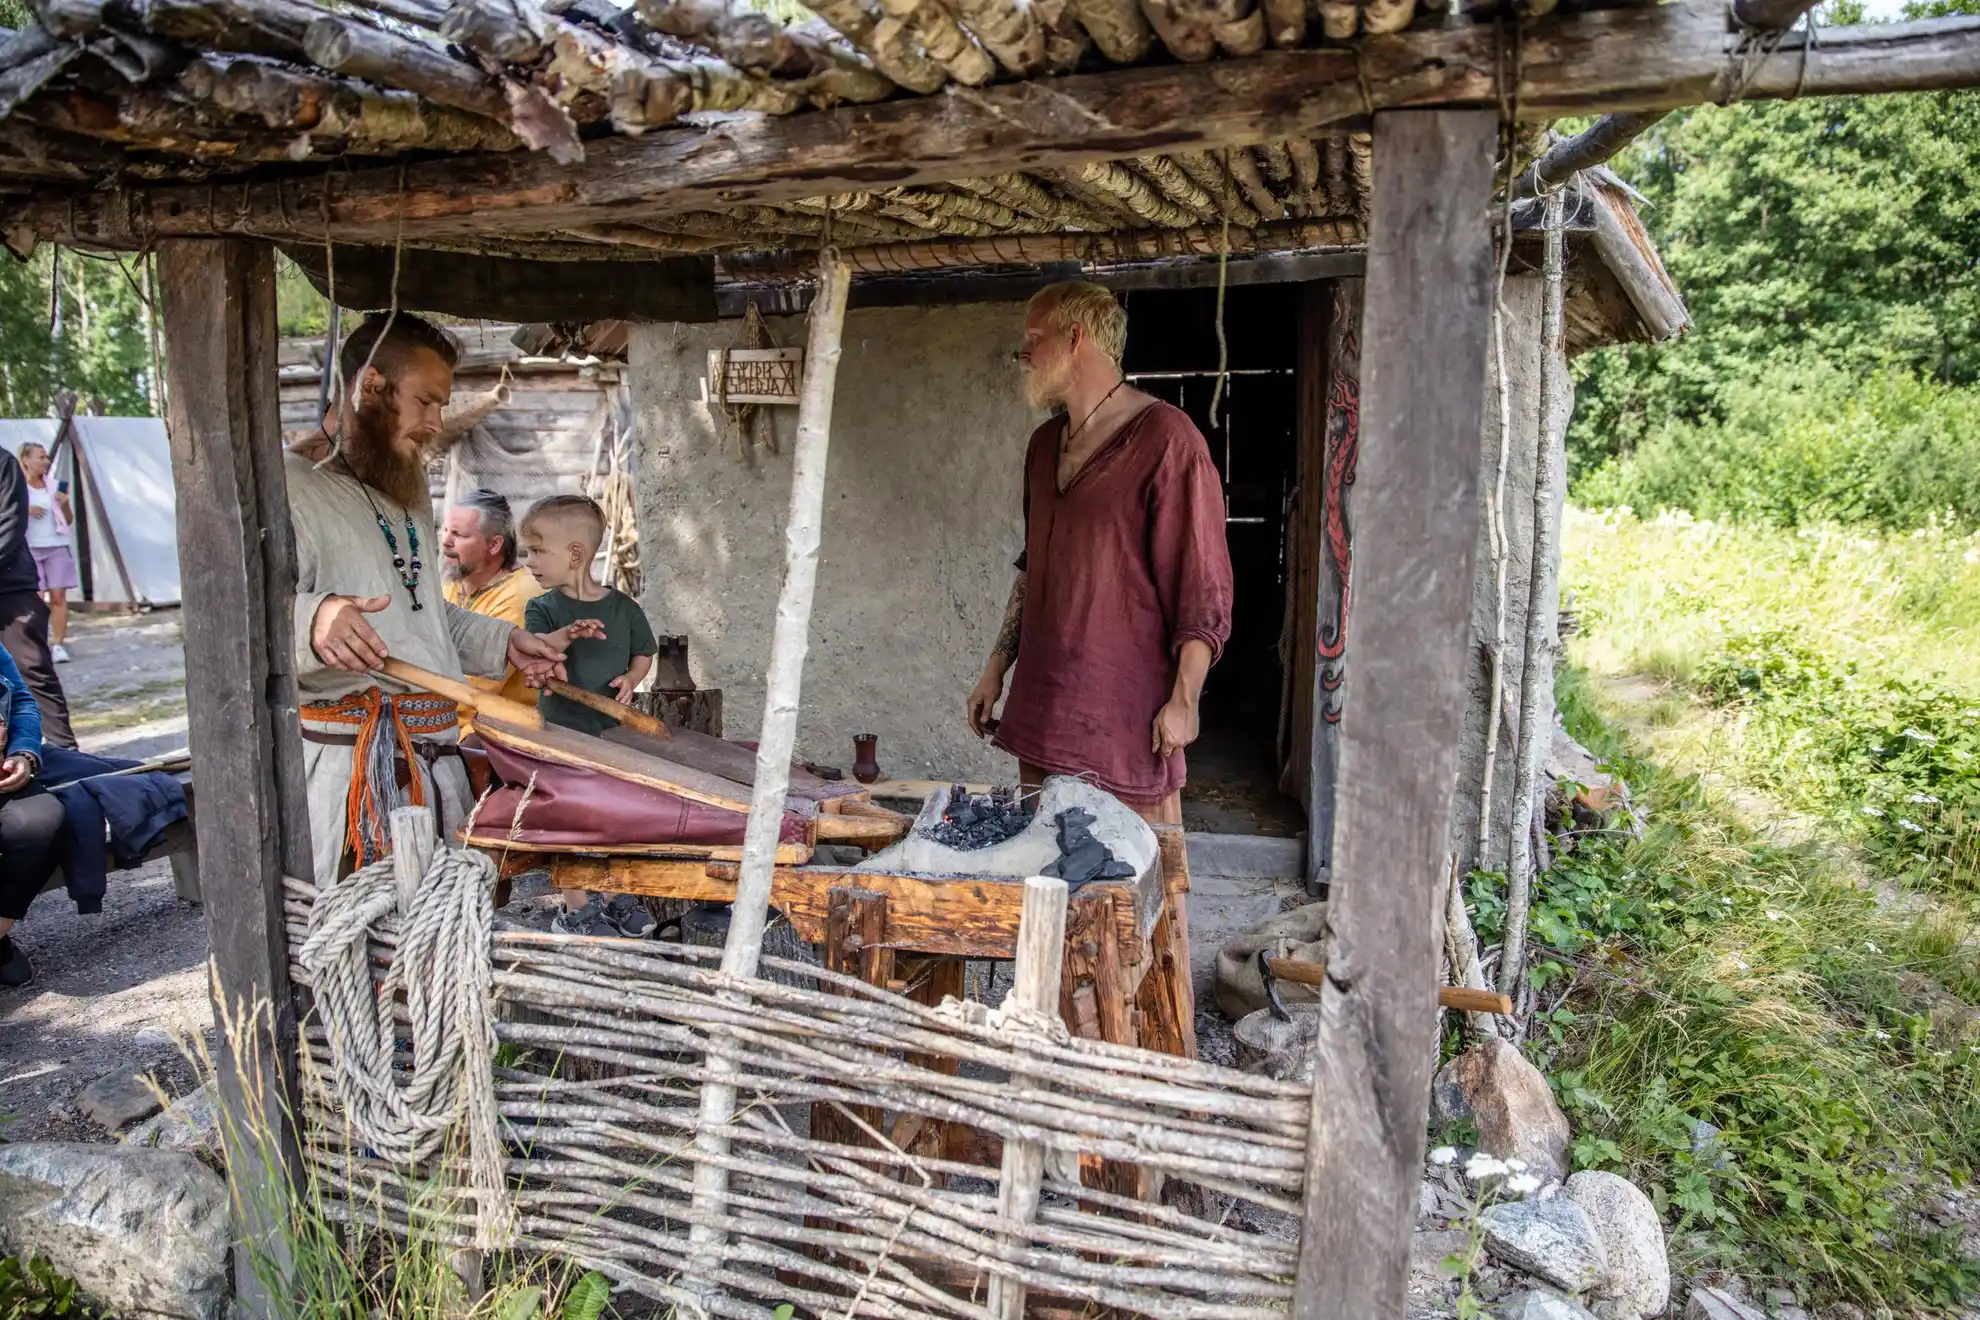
[465, 730, 810, 848]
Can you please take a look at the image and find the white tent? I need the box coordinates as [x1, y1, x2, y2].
[0, 415, 180, 607]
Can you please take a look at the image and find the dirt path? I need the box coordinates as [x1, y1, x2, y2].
[0, 610, 207, 1142]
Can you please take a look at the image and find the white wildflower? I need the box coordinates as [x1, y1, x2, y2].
[1865, 941, 1881, 953]
[1734, 958, 1751, 971]
[1429, 1146, 1458, 1166]
[1955, 750, 1973, 761]
[1765, 910, 1785, 922]
[1907, 793, 1940, 804]
[1903, 728, 1938, 745]
[1862, 806, 1886, 818]
[1873, 1030, 1892, 1042]
[1506, 1173, 1543, 1196]
[1720, 896, 1734, 906]
[1464, 1153, 1511, 1181]
[1504, 1158, 1529, 1172]
[1900, 819, 1925, 833]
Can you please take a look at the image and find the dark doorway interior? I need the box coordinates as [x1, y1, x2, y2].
[1120, 283, 1307, 837]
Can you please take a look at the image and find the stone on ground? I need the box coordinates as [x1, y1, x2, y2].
[1500, 1290, 1601, 1319]
[1432, 1037, 1572, 1185]
[1480, 1196, 1609, 1295]
[0, 1142, 229, 1318]
[133, 1025, 179, 1056]
[78, 1066, 165, 1130]
[1566, 1170, 1670, 1318]
[1683, 1290, 1764, 1320]
[122, 1081, 222, 1163]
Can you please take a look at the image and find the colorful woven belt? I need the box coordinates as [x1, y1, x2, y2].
[301, 687, 459, 867]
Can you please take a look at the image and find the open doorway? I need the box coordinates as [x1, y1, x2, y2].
[1120, 283, 1306, 837]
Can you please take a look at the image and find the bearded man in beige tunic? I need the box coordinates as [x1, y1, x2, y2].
[289, 313, 580, 887]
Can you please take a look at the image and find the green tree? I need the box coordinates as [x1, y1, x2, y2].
[1571, 7, 1980, 475]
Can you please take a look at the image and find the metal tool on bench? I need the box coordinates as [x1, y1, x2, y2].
[1256, 949, 1514, 1018]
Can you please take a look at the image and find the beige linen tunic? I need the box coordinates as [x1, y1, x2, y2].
[287, 450, 512, 887]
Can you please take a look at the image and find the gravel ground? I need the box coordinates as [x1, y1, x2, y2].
[0, 609, 206, 1143]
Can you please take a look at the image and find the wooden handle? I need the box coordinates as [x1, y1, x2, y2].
[1263, 955, 1514, 1015]
[377, 657, 544, 729]
[543, 678, 672, 739]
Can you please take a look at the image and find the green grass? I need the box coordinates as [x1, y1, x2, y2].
[1529, 509, 1980, 1309]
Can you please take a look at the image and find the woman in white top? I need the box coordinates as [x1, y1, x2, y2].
[17, 443, 74, 663]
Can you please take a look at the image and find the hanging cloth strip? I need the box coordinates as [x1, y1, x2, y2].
[300, 688, 461, 866]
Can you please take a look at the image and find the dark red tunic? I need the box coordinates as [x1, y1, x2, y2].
[992, 401, 1234, 804]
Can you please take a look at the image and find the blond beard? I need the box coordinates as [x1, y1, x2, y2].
[1022, 356, 1074, 412]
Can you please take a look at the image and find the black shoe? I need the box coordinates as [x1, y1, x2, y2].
[603, 895, 657, 939]
[0, 935, 32, 988]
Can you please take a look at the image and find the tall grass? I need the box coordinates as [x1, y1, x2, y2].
[1519, 671, 1980, 1308]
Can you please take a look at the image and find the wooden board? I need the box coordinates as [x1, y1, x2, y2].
[598, 723, 844, 798]
[476, 715, 758, 815]
[1293, 110, 1497, 1320]
[28, 2, 1980, 250]
[158, 237, 310, 1313]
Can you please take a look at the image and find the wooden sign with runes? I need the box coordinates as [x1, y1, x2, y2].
[708, 347, 805, 405]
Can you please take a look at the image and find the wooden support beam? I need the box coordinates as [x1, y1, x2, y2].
[19, 2, 1980, 249]
[988, 874, 1069, 1320]
[282, 242, 717, 322]
[1293, 109, 1496, 1319]
[156, 236, 314, 1317]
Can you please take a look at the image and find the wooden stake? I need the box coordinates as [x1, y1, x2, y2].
[684, 246, 851, 1300]
[989, 875, 1068, 1320]
[1496, 187, 1567, 999]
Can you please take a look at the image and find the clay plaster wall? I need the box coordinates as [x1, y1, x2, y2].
[629, 303, 1038, 782]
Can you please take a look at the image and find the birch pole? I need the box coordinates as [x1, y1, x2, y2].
[685, 247, 851, 1293]
[1494, 188, 1567, 1000]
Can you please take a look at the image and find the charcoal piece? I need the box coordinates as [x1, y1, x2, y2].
[925, 788, 1035, 850]
[1040, 806, 1137, 889]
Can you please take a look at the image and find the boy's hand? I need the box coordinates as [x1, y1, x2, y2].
[543, 619, 607, 648]
[608, 671, 638, 704]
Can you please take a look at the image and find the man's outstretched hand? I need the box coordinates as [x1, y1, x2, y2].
[509, 627, 577, 687]
[312, 594, 392, 672]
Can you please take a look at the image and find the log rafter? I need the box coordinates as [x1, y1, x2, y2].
[7, 2, 1980, 251]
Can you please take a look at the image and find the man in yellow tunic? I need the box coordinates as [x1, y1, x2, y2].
[441, 488, 542, 726]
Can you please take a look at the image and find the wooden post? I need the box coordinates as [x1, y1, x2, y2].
[1293, 109, 1497, 1318]
[988, 875, 1069, 1320]
[156, 237, 315, 1317]
[1303, 278, 1362, 894]
[686, 247, 852, 1290]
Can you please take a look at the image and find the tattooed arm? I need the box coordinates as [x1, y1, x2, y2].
[967, 571, 1025, 736]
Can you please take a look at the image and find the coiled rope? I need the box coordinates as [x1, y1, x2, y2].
[297, 844, 513, 1248]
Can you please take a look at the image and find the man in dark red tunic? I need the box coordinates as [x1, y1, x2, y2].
[966, 282, 1234, 823]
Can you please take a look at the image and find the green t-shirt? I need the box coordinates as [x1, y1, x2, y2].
[523, 586, 659, 735]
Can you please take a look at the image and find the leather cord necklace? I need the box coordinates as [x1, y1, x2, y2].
[1059, 376, 1128, 460]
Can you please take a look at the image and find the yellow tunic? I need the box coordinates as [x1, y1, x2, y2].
[443, 567, 544, 726]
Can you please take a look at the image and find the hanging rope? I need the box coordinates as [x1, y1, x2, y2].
[1208, 211, 1232, 422]
[297, 844, 514, 1248]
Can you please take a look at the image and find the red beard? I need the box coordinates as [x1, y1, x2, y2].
[341, 385, 428, 510]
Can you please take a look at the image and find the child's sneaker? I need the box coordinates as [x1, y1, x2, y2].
[551, 897, 613, 937]
[603, 895, 657, 938]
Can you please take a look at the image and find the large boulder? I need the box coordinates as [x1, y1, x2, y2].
[0, 1142, 230, 1319]
[1480, 1197, 1609, 1295]
[1566, 1171, 1670, 1318]
[1685, 1289, 1764, 1320]
[1501, 1291, 1602, 1320]
[1432, 1037, 1572, 1185]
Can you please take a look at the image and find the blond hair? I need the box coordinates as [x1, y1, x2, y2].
[521, 493, 606, 554]
[1029, 281, 1128, 365]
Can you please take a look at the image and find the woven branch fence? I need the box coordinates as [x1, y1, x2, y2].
[281, 870, 1310, 1319]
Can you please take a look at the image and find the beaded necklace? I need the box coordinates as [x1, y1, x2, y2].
[343, 458, 424, 612]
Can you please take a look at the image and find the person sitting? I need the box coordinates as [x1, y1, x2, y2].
[0, 641, 69, 988]
[519, 494, 658, 939]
